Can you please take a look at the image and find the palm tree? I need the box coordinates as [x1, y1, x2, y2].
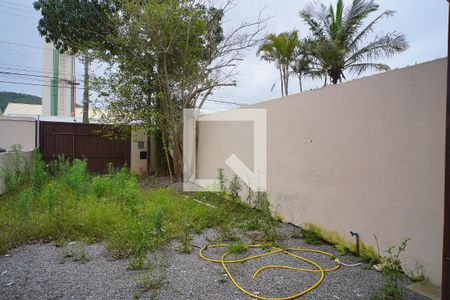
[257, 31, 300, 96]
[291, 41, 311, 93]
[299, 0, 409, 84]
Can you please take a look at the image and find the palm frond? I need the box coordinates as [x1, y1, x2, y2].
[347, 62, 390, 76]
[348, 9, 395, 51]
[340, 0, 379, 45]
[345, 32, 409, 66]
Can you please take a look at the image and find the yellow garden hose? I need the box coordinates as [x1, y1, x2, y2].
[199, 244, 341, 300]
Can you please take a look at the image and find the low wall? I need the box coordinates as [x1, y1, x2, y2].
[0, 151, 33, 194]
[196, 58, 447, 285]
[0, 116, 36, 151]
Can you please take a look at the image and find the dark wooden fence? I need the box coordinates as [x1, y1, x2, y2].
[39, 121, 131, 173]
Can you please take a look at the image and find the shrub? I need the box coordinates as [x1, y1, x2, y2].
[31, 149, 47, 197]
[62, 159, 88, 199]
[0, 144, 30, 193]
[92, 176, 112, 198]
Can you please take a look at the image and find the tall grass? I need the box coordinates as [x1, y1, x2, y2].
[0, 153, 264, 261]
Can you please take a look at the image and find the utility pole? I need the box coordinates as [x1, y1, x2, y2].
[83, 52, 90, 124]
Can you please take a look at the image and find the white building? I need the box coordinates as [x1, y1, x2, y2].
[41, 42, 77, 117]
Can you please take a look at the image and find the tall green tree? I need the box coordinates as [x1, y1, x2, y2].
[257, 31, 300, 97]
[300, 0, 409, 84]
[94, 0, 265, 180]
[34, 0, 118, 123]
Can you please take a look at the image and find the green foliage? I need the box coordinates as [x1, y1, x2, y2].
[47, 154, 70, 177]
[91, 0, 262, 179]
[0, 153, 269, 261]
[254, 192, 279, 243]
[303, 224, 380, 263]
[0, 145, 30, 194]
[34, 0, 118, 53]
[227, 241, 247, 254]
[62, 159, 89, 199]
[31, 149, 47, 197]
[409, 263, 426, 282]
[300, 0, 408, 84]
[128, 255, 154, 271]
[370, 238, 410, 300]
[336, 244, 348, 256]
[229, 175, 242, 200]
[302, 227, 321, 245]
[241, 219, 262, 231]
[217, 168, 226, 195]
[257, 31, 300, 96]
[178, 227, 194, 254]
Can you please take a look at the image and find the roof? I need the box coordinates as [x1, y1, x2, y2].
[3, 103, 42, 116]
[3, 102, 101, 119]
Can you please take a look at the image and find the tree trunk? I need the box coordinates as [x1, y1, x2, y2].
[279, 67, 284, 97]
[82, 52, 90, 123]
[150, 130, 157, 174]
[160, 128, 173, 182]
[172, 135, 183, 182]
[299, 74, 303, 92]
[284, 65, 289, 96]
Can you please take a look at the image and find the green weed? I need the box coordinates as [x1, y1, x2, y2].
[370, 238, 410, 300]
[241, 219, 261, 231]
[227, 241, 247, 254]
[217, 168, 226, 195]
[229, 175, 242, 200]
[0, 144, 30, 193]
[0, 151, 271, 260]
[302, 228, 321, 245]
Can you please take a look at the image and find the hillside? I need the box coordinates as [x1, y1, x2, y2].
[0, 92, 41, 113]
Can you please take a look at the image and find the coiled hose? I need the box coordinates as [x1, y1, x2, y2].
[199, 244, 343, 300]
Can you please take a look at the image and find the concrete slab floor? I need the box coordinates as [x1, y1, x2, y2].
[407, 281, 441, 300]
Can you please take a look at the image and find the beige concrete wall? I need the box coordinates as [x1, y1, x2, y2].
[130, 128, 148, 175]
[196, 58, 447, 285]
[0, 117, 36, 151]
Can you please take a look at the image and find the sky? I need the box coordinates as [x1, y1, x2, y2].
[0, 0, 448, 112]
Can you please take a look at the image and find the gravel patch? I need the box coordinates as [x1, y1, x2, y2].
[0, 223, 427, 300]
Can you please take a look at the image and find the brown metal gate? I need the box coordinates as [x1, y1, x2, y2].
[39, 121, 131, 174]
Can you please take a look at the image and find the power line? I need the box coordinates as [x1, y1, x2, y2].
[0, 62, 83, 77]
[0, 40, 52, 51]
[0, 70, 79, 82]
[0, 80, 84, 90]
[0, 10, 38, 20]
[1, 0, 36, 11]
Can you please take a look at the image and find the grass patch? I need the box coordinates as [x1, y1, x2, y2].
[227, 241, 247, 254]
[302, 227, 321, 245]
[0, 154, 265, 260]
